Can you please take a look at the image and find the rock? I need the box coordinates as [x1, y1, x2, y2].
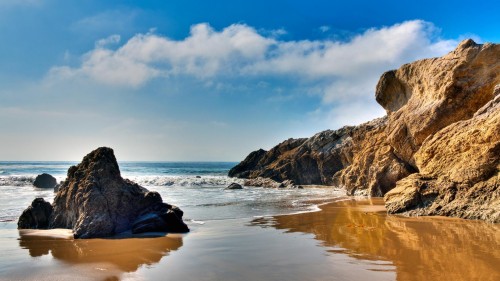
[231, 118, 413, 195]
[195, 175, 201, 178]
[331, 117, 414, 196]
[383, 41, 500, 222]
[17, 198, 53, 229]
[18, 147, 189, 238]
[376, 39, 499, 167]
[244, 177, 282, 188]
[132, 205, 189, 234]
[53, 181, 63, 193]
[385, 91, 500, 222]
[33, 173, 57, 189]
[229, 149, 267, 178]
[231, 39, 499, 222]
[226, 183, 243, 189]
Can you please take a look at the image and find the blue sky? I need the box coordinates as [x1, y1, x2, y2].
[0, 0, 498, 161]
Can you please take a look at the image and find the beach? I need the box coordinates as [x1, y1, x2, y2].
[2, 198, 498, 281]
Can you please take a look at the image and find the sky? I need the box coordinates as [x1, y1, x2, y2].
[0, 0, 498, 161]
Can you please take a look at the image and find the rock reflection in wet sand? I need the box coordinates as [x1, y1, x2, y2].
[17, 230, 183, 280]
[252, 198, 500, 281]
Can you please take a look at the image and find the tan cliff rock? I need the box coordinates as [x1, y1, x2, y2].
[376, 39, 499, 167]
[383, 40, 499, 222]
[385, 88, 500, 222]
[230, 39, 499, 221]
[331, 117, 414, 196]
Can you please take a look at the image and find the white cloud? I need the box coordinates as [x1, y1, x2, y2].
[47, 20, 458, 126]
[319, 25, 330, 33]
[95, 34, 121, 48]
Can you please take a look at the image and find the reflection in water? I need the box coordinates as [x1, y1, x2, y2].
[251, 198, 500, 281]
[18, 232, 183, 274]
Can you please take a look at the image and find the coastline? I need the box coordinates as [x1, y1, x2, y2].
[2, 197, 498, 281]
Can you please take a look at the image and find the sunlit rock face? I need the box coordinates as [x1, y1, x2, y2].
[383, 40, 499, 222]
[232, 39, 499, 221]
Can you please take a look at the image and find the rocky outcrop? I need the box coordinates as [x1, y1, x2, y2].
[18, 147, 189, 238]
[330, 117, 414, 196]
[377, 39, 499, 167]
[382, 40, 499, 222]
[17, 198, 53, 229]
[33, 173, 57, 189]
[231, 39, 499, 221]
[229, 149, 267, 178]
[385, 90, 500, 222]
[230, 118, 413, 195]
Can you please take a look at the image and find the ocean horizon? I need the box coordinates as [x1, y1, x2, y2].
[0, 161, 345, 224]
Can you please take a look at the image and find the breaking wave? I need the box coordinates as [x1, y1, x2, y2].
[0, 176, 35, 186]
[125, 175, 244, 187]
[0, 175, 243, 188]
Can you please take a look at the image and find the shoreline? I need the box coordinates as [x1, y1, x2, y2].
[1, 197, 498, 280]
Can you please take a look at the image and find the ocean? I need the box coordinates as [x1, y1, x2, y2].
[1, 162, 498, 281]
[0, 161, 344, 224]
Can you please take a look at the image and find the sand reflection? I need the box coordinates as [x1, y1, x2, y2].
[18, 230, 183, 274]
[252, 198, 500, 281]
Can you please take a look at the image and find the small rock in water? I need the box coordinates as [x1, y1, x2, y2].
[226, 183, 243, 190]
[33, 173, 57, 189]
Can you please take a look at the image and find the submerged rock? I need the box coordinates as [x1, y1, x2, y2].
[17, 198, 53, 229]
[33, 173, 57, 189]
[18, 147, 189, 238]
[226, 183, 243, 189]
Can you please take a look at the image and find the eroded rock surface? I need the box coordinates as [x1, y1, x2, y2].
[17, 198, 53, 229]
[230, 118, 413, 196]
[385, 90, 500, 222]
[377, 39, 500, 167]
[231, 39, 499, 221]
[18, 147, 189, 238]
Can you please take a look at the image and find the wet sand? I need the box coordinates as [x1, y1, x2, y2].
[254, 198, 500, 281]
[1, 198, 499, 280]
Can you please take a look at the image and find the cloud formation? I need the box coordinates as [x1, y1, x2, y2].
[49, 20, 457, 125]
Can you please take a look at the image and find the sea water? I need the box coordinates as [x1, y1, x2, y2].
[0, 161, 344, 224]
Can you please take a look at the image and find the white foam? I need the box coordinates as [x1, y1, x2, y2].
[0, 175, 35, 186]
[0, 175, 66, 187]
[124, 175, 244, 187]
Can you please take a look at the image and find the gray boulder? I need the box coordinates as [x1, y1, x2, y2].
[33, 173, 57, 189]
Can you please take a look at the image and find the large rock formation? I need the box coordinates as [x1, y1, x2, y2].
[376, 39, 499, 167]
[381, 40, 499, 222]
[385, 89, 500, 222]
[18, 147, 189, 238]
[231, 39, 499, 221]
[229, 117, 413, 196]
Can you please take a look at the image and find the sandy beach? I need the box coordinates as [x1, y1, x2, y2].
[1, 198, 498, 281]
